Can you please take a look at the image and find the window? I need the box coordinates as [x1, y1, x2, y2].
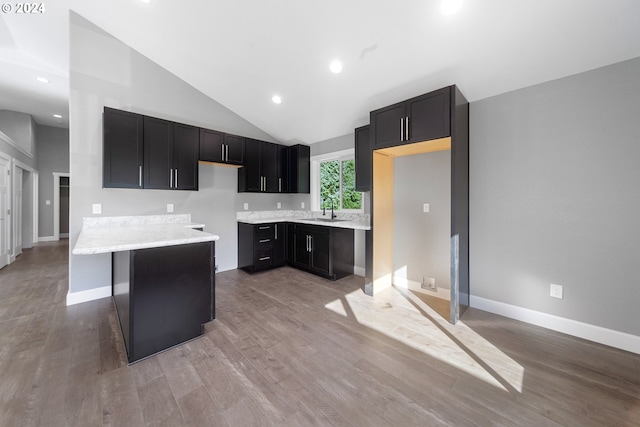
[317, 156, 362, 211]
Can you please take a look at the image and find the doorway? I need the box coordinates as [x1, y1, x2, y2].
[0, 154, 9, 269]
[53, 172, 70, 240]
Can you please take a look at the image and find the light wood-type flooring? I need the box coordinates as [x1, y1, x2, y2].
[1, 240, 639, 426]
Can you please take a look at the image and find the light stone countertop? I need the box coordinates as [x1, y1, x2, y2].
[72, 215, 219, 255]
[237, 210, 370, 230]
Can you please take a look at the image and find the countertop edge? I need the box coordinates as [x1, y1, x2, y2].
[237, 218, 371, 231]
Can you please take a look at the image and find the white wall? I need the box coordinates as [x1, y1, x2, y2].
[69, 12, 287, 293]
[470, 56, 640, 336]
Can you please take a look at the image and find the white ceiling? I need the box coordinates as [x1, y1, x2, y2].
[2, 0, 640, 143]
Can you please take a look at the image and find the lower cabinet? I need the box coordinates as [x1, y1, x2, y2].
[112, 241, 215, 363]
[237, 222, 286, 273]
[286, 223, 354, 281]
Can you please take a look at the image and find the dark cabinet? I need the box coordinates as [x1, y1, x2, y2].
[103, 107, 198, 191]
[112, 241, 215, 363]
[238, 140, 281, 193]
[287, 144, 310, 193]
[354, 125, 371, 192]
[371, 87, 451, 149]
[144, 117, 199, 191]
[199, 129, 244, 166]
[103, 107, 144, 189]
[238, 222, 286, 273]
[277, 144, 288, 193]
[287, 223, 354, 281]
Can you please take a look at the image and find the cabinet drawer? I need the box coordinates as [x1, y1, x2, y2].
[254, 249, 273, 269]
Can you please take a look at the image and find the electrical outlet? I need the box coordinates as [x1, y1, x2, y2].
[421, 277, 437, 291]
[244, 203, 249, 210]
[423, 203, 430, 213]
[301, 202, 305, 209]
[277, 202, 281, 209]
[550, 283, 563, 299]
[167, 203, 174, 213]
[46, 200, 51, 205]
[92, 204, 102, 214]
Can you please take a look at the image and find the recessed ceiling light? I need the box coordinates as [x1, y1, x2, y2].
[272, 95, 282, 104]
[53, 114, 62, 118]
[37, 77, 50, 83]
[441, 0, 463, 15]
[329, 60, 343, 74]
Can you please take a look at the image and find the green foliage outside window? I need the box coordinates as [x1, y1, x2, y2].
[319, 159, 362, 210]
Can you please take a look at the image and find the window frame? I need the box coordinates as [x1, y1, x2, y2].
[310, 149, 363, 213]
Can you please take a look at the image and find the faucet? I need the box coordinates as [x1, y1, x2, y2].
[330, 197, 337, 219]
[322, 198, 326, 216]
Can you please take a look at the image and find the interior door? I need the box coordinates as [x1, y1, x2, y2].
[0, 156, 9, 269]
[13, 167, 22, 256]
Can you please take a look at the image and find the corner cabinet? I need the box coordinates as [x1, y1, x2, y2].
[237, 222, 286, 272]
[287, 144, 310, 194]
[286, 223, 354, 281]
[103, 107, 199, 191]
[370, 87, 451, 149]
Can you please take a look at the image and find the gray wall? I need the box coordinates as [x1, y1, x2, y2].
[69, 13, 286, 293]
[310, 132, 353, 156]
[36, 125, 69, 238]
[0, 110, 37, 169]
[470, 56, 640, 336]
[394, 151, 451, 289]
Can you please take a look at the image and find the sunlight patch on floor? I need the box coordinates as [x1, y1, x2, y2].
[324, 287, 524, 394]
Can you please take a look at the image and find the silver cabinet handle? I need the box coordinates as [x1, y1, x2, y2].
[226, 145, 229, 162]
[400, 118, 404, 141]
[275, 224, 278, 240]
[221, 144, 225, 161]
[258, 226, 270, 230]
[175, 169, 178, 188]
[309, 235, 313, 252]
[406, 116, 409, 140]
[306, 235, 310, 252]
[279, 177, 282, 192]
[259, 239, 270, 243]
[259, 256, 271, 261]
[139, 165, 143, 187]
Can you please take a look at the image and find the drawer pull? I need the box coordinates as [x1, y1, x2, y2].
[259, 239, 271, 243]
[259, 256, 271, 261]
[258, 226, 271, 230]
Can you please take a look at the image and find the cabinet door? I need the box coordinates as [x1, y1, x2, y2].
[291, 229, 311, 269]
[103, 108, 144, 188]
[224, 134, 245, 165]
[173, 123, 199, 191]
[261, 142, 279, 192]
[288, 144, 310, 193]
[277, 145, 288, 193]
[238, 138, 262, 192]
[354, 125, 371, 192]
[407, 87, 450, 143]
[199, 128, 224, 163]
[144, 116, 173, 189]
[309, 230, 331, 275]
[371, 101, 405, 149]
[272, 223, 286, 266]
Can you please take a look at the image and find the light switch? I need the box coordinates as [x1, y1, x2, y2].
[167, 204, 174, 213]
[92, 204, 102, 214]
[45, 200, 51, 205]
[423, 203, 430, 213]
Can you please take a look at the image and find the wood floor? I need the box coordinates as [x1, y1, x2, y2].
[1, 241, 639, 426]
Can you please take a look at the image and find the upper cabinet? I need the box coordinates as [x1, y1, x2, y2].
[354, 125, 371, 192]
[287, 144, 310, 194]
[238, 141, 310, 194]
[199, 129, 244, 166]
[103, 107, 144, 189]
[103, 107, 199, 191]
[371, 87, 451, 149]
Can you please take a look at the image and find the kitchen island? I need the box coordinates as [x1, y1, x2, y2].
[73, 214, 219, 363]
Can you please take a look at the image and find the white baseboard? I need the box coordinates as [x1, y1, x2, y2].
[60, 233, 69, 238]
[354, 266, 365, 277]
[470, 296, 640, 355]
[393, 277, 451, 301]
[66, 285, 111, 306]
[38, 236, 57, 242]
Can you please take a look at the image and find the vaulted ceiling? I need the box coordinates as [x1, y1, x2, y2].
[2, 0, 640, 144]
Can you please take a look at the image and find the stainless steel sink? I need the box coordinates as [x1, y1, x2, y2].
[310, 218, 346, 223]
